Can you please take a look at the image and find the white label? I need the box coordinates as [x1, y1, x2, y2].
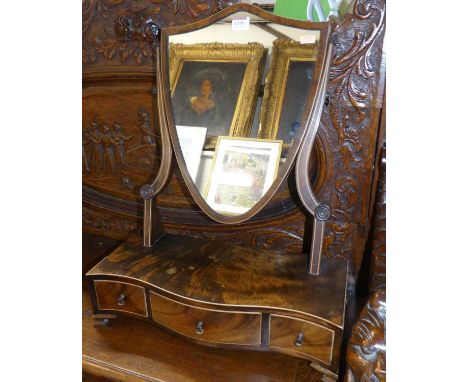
[300, 34, 317, 44]
[232, 17, 250, 31]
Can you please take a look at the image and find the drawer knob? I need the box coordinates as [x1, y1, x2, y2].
[117, 293, 126, 306]
[195, 320, 205, 335]
[294, 332, 305, 347]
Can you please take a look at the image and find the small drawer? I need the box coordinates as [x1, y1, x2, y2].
[94, 280, 147, 317]
[269, 315, 334, 364]
[150, 292, 261, 346]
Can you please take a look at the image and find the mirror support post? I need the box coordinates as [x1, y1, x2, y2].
[309, 203, 332, 274]
[140, 21, 172, 248]
[309, 218, 325, 275]
[295, 44, 333, 276]
[142, 196, 163, 247]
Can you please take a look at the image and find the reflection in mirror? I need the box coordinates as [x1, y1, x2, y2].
[167, 11, 322, 216]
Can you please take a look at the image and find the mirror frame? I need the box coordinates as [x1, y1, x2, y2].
[158, 3, 332, 225]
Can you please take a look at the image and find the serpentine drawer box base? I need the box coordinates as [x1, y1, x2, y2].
[86, 233, 348, 374]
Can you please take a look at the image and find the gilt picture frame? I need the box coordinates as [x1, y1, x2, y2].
[169, 43, 267, 147]
[205, 137, 283, 215]
[258, 39, 319, 145]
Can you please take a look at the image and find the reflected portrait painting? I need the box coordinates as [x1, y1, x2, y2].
[169, 43, 267, 141]
[172, 61, 247, 137]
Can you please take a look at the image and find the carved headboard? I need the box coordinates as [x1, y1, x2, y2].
[82, 0, 386, 283]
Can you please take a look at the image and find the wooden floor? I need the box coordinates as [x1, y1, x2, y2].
[82, 233, 323, 382]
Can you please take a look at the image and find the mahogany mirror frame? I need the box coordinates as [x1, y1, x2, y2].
[141, 3, 333, 274]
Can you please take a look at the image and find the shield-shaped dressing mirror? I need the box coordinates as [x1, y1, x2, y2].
[159, 4, 331, 224]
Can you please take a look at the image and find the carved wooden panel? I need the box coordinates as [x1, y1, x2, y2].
[319, 0, 386, 278]
[345, 289, 386, 382]
[82, 0, 386, 281]
[83, 0, 236, 67]
[82, 204, 139, 239]
[83, 85, 159, 199]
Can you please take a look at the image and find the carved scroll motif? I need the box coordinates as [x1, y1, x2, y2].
[171, 0, 209, 17]
[211, 0, 235, 14]
[345, 289, 386, 382]
[328, 0, 385, 218]
[83, 0, 163, 64]
[320, 0, 385, 264]
[82, 0, 238, 64]
[82, 0, 119, 34]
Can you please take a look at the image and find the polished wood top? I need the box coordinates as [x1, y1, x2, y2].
[88, 233, 348, 327]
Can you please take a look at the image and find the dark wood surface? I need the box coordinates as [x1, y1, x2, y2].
[269, 314, 334, 365]
[83, 284, 324, 382]
[88, 232, 348, 328]
[95, 280, 148, 316]
[150, 292, 262, 345]
[83, 233, 122, 275]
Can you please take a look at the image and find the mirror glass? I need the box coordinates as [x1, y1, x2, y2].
[168, 11, 321, 216]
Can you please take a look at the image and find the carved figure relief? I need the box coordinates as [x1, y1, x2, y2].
[83, 108, 160, 195]
[83, 121, 133, 173]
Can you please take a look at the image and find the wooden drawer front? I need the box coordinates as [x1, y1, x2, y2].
[269, 315, 334, 365]
[94, 280, 147, 317]
[150, 293, 261, 346]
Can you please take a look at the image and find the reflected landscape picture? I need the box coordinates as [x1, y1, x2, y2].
[213, 150, 270, 209]
[206, 138, 282, 214]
